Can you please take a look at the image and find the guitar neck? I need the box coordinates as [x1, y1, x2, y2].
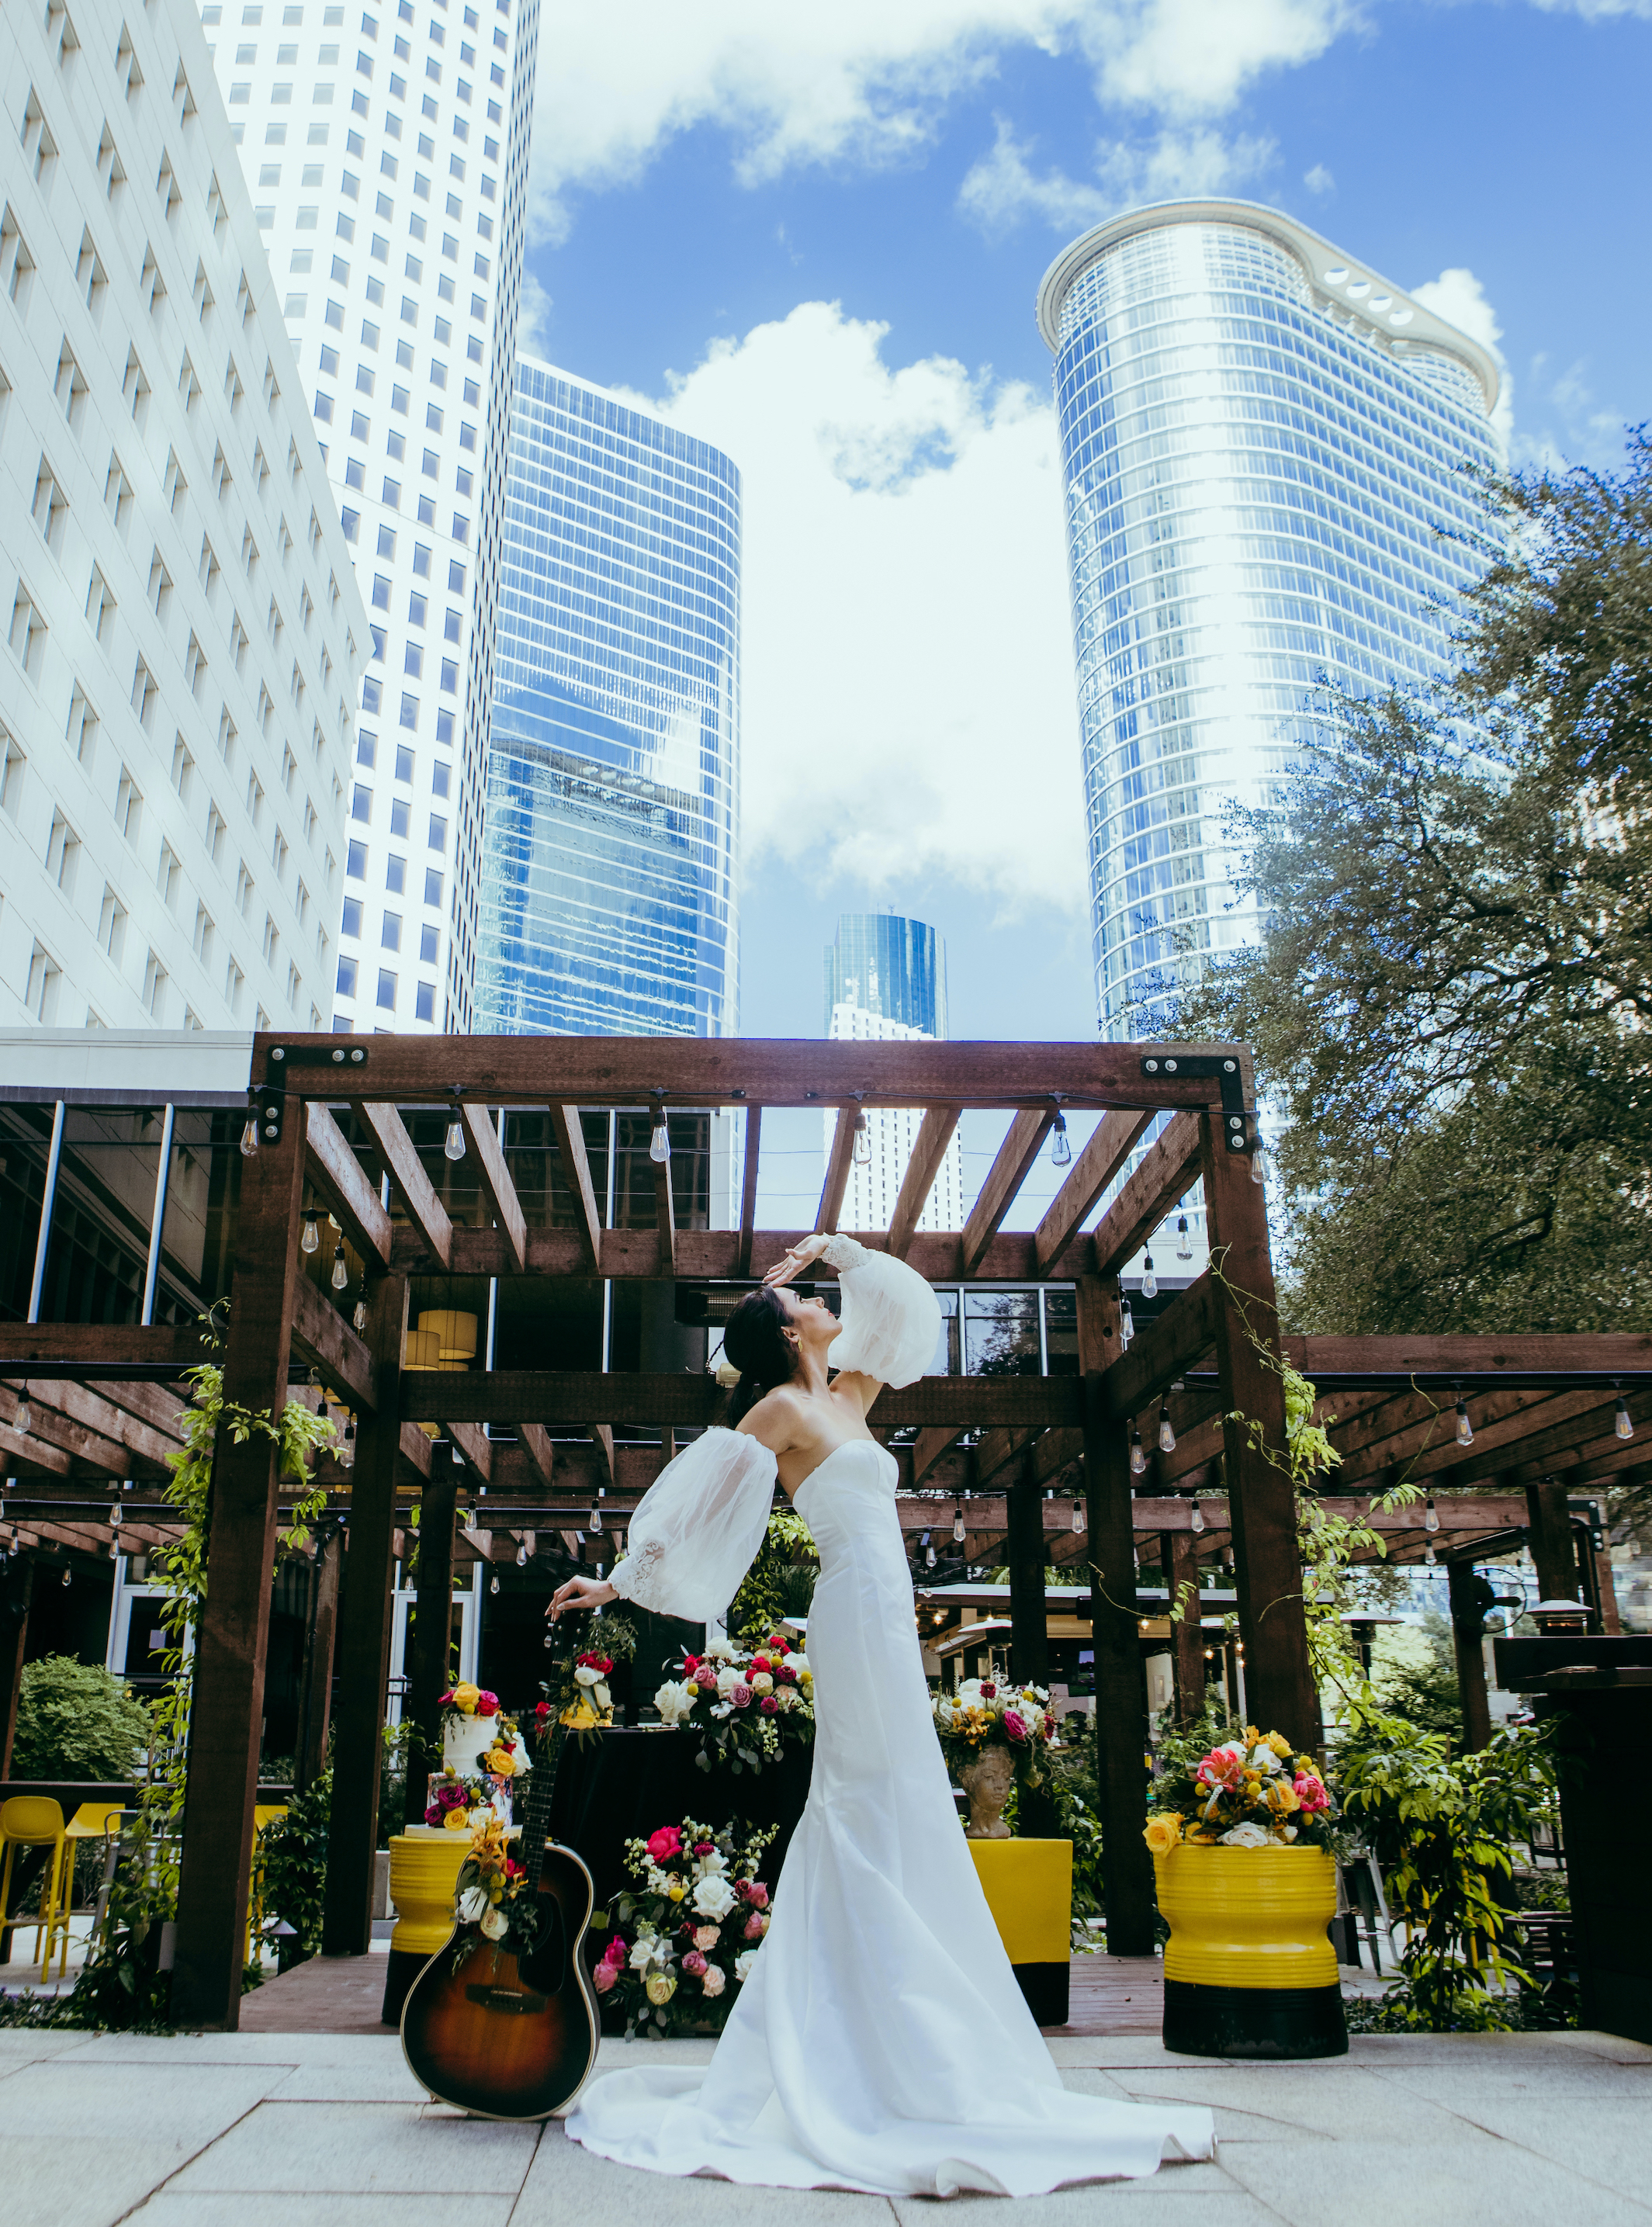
[521, 1716, 569, 1895]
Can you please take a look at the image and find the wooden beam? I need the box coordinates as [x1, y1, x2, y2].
[400, 1466, 459, 1827]
[974, 1425, 1037, 1491]
[817, 1109, 857, 1235]
[961, 1109, 1054, 1276]
[305, 1100, 393, 1266]
[1103, 1270, 1217, 1421]
[354, 1100, 452, 1268]
[1289, 1331, 1652, 1378]
[909, 1426, 962, 1488]
[291, 1272, 377, 1414]
[1415, 1390, 1636, 1493]
[460, 1103, 526, 1272]
[1033, 1109, 1155, 1275]
[1006, 1454, 1051, 1695]
[444, 1420, 493, 1482]
[1, 1377, 181, 1475]
[254, 1032, 1245, 1111]
[0, 1322, 206, 1372]
[398, 1420, 434, 1478]
[514, 1422, 555, 1491]
[587, 1424, 615, 1488]
[1335, 1387, 1587, 1487]
[1165, 1530, 1207, 1726]
[1089, 1112, 1204, 1280]
[295, 1526, 342, 1792]
[548, 1103, 603, 1270]
[736, 1106, 761, 1279]
[400, 1370, 1086, 1430]
[171, 1097, 307, 2030]
[886, 1106, 962, 1261]
[0, 1416, 74, 1477]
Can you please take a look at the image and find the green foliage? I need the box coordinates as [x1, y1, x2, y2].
[729, 1508, 818, 1643]
[11, 1656, 153, 1782]
[259, 1768, 332, 1959]
[1335, 1694, 1557, 2030]
[1372, 1612, 1464, 1745]
[1171, 431, 1652, 1339]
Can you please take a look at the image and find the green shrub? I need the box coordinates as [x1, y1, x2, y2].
[12, 1655, 153, 1782]
[259, 1768, 333, 1961]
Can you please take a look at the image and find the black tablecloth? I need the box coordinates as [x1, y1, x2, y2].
[546, 1730, 813, 1914]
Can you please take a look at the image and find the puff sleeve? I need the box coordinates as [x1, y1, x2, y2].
[608, 1428, 778, 1623]
[819, 1235, 943, 1388]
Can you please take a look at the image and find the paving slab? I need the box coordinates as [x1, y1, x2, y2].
[514, 2118, 895, 2222]
[0, 2059, 282, 2147]
[1218, 2133, 1652, 2227]
[1111, 2066, 1491, 2146]
[890, 2188, 1280, 2225]
[162, 2097, 539, 2194]
[5, 2137, 206, 2227]
[130, 2199, 521, 2227]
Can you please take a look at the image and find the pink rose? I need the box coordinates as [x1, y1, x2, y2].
[774, 1664, 797, 1685]
[693, 1663, 718, 1689]
[701, 1965, 726, 1998]
[1294, 1774, 1328, 1813]
[730, 1682, 753, 1709]
[1003, 1709, 1029, 1744]
[681, 1950, 708, 1977]
[423, 1804, 442, 1827]
[603, 1934, 628, 1966]
[746, 1882, 769, 1909]
[692, 1841, 713, 1856]
[646, 1825, 684, 1862]
[693, 1924, 721, 1951]
[744, 1912, 768, 1941]
[591, 1960, 615, 1993]
[759, 1695, 779, 1716]
[476, 1690, 500, 1716]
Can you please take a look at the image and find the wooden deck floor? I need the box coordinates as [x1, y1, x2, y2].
[232, 1948, 1164, 2038]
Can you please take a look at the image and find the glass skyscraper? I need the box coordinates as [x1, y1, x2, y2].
[1037, 199, 1503, 1037]
[823, 913, 947, 1040]
[476, 362, 740, 1037]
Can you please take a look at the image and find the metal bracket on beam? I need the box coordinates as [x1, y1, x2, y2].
[1139, 1053, 1252, 1153]
[257, 1043, 369, 1145]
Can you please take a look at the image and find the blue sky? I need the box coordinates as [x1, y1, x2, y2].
[515, 0, 1650, 1089]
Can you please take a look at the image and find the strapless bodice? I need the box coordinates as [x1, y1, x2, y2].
[792, 1439, 898, 1543]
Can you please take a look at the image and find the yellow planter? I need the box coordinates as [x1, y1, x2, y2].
[381, 1830, 470, 2026]
[1153, 1843, 1346, 2059]
[968, 1838, 1072, 2026]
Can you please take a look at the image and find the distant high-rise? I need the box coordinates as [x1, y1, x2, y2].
[1037, 199, 1502, 1037]
[202, 0, 540, 1034]
[823, 914, 960, 1234]
[476, 361, 741, 1038]
[823, 913, 947, 1041]
[0, 0, 365, 1033]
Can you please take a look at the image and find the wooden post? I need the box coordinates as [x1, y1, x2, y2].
[1077, 1276, 1154, 1957]
[171, 1114, 307, 2030]
[294, 1525, 342, 1793]
[1200, 1117, 1319, 1749]
[1446, 1559, 1493, 1753]
[321, 1271, 408, 1956]
[1165, 1529, 1207, 1725]
[1006, 1455, 1050, 1692]
[1525, 1475, 1579, 1603]
[0, 1552, 34, 1780]
[401, 1464, 459, 1828]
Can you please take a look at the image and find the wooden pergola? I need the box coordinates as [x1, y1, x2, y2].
[2, 1030, 1647, 2032]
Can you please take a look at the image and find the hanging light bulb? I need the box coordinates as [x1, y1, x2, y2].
[353, 1297, 367, 1332]
[1176, 1212, 1193, 1262]
[1158, 1401, 1176, 1455]
[589, 1499, 604, 1529]
[462, 1501, 476, 1531]
[1119, 1295, 1134, 1349]
[63, 1567, 73, 1588]
[8, 1525, 18, 1557]
[1140, 1251, 1158, 1301]
[443, 1088, 466, 1163]
[1616, 1395, 1634, 1442]
[1249, 1137, 1269, 1187]
[341, 1420, 355, 1470]
[1049, 1108, 1071, 1168]
[240, 1087, 261, 1157]
[1454, 1400, 1474, 1447]
[1424, 1543, 1437, 1568]
[1424, 1495, 1439, 1533]
[1190, 1497, 1207, 1536]
[516, 1538, 528, 1566]
[952, 1504, 967, 1546]
[331, 1249, 349, 1291]
[1128, 1423, 1147, 1477]
[924, 1539, 937, 1570]
[1072, 1501, 1086, 1534]
[13, 1388, 30, 1436]
[490, 1571, 500, 1595]
[301, 1214, 320, 1255]
[110, 1501, 123, 1531]
[649, 1100, 670, 1164]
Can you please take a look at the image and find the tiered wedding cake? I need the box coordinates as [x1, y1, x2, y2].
[421, 1683, 523, 1829]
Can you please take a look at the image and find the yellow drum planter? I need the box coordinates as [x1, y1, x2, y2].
[1154, 1842, 1346, 2059]
[381, 1828, 471, 2026]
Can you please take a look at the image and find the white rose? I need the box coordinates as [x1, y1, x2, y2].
[705, 1637, 737, 1662]
[1217, 1822, 1273, 1848]
[783, 1652, 807, 1677]
[750, 1671, 774, 1695]
[594, 1682, 611, 1711]
[629, 1938, 656, 1971]
[573, 1664, 601, 1687]
[457, 1886, 488, 1924]
[734, 1950, 757, 1983]
[715, 1664, 741, 1697]
[479, 1905, 509, 1940]
[691, 1875, 738, 1921]
[694, 1849, 727, 1876]
[711, 1701, 733, 1720]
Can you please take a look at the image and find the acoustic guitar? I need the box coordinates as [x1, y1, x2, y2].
[400, 1706, 600, 2119]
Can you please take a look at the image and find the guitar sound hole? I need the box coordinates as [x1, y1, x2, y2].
[518, 1895, 568, 1996]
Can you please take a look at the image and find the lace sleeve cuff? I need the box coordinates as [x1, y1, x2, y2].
[819, 1234, 871, 1272]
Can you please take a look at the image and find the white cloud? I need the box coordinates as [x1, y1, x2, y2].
[1508, 355, 1629, 474]
[620, 303, 1089, 915]
[958, 115, 1275, 237]
[527, 0, 1356, 237]
[515, 268, 552, 358]
[1303, 161, 1335, 194]
[1410, 266, 1515, 448]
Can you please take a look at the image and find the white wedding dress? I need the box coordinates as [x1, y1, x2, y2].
[564, 1242, 1214, 2198]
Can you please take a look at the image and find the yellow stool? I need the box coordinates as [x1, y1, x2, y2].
[968, 1837, 1073, 2027]
[61, 1803, 128, 1972]
[1, 1796, 71, 1983]
[381, 1826, 478, 2028]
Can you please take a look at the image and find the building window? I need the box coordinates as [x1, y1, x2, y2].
[347, 839, 368, 878]
[376, 968, 397, 1008]
[390, 798, 410, 837]
[415, 979, 435, 1020]
[386, 853, 406, 892]
[336, 954, 358, 996]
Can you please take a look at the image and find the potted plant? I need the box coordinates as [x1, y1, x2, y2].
[1144, 1726, 1345, 2059]
[933, 1678, 1060, 1837]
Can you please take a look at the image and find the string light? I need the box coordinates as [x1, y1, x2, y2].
[1118, 1295, 1134, 1349]
[1140, 1251, 1158, 1301]
[331, 1249, 349, 1291]
[1176, 1213, 1193, 1261]
[590, 1495, 604, 1529]
[1424, 1495, 1439, 1533]
[1454, 1400, 1474, 1447]
[924, 1535, 937, 1569]
[13, 1387, 30, 1436]
[301, 1213, 320, 1254]
[952, 1504, 966, 1545]
[649, 1098, 670, 1165]
[852, 1106, 871, 1168]
[1616, 1394, 1634, 1442]
[1128, 1423, 1147, 1477]
[62, 1568, 72, 1588]
[1190, 1497, 1207, 1536]
[1249, 1131, 1269, 1186]
[1158, 1401, 1176, 1455]
[451, 1436, 463, 1465]
[516, 1538, 528, 1567]
[1049, 1106, 1071, 1168]
[443, 1087, 466, 1164]
[490, 1571, 500, 1595]
[240, 1087, 261, 1157]
[1072, 1501, 1086, 1533]
[353, 1297, 367, 1333]
[1424, 1543, 1437, 1568]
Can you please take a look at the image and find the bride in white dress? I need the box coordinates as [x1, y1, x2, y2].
[548, 1231, 1214, 2198]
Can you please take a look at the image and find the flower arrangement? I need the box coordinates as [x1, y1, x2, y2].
[933, 1678, 1060, 1787]
[651, 1633, 814, 1776]
[593, 1815, 776, 2035]
[424, 1688, 528, 1829]
[449, 1815, 552, 1970]
[1144, 1727, 1335, 1852]
[542, 1608, 636, 1746]
[438, 1679, 501, 1730]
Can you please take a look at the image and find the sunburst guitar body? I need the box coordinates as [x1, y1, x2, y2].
[400, 1716, 601, 2119]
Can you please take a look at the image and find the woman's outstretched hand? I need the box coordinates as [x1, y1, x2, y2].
[763, 1231, 832, 1290]
[547, 1574, 618, 1622]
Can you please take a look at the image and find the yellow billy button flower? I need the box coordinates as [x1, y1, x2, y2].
[668, 1882, 687, 1901]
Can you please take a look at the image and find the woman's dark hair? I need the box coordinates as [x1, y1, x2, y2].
[722, 1286, 799, 1425]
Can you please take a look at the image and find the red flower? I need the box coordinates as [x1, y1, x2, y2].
[682, 1653, 701, 1672]
[760, 1695, 779, 1715]
[751, 1657, 772, 1675]
[774, 1664, 797, 1685]
[476, 1689, 500, 1716]
[646, 1825, 684, 1862]
[437, 1688, 454, 1706]
[981, 1682, 998, 1700]
[603, 1934, 628, 1967]
[1003, 1709, 1029, 1743]
[767, 1635, 787, 1652]
[535, 1701, 551, 1720]
[693, 1841, 713, 1856]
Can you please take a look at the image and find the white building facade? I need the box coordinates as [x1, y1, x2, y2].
[199, 0, 539, 1032]
[825, 1003, 965, 1235]
[0, 0, 366, 1034]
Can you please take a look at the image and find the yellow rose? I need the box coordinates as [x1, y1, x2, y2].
[645, 1971, 676, 2007]
[442, 1807, 473, 1832]
[1143, 1814, 1183, 1856]
[1273, 1782, 1300, 1813]
[451, 1681, 481, 1715]
[483, 1747, 516, 1776]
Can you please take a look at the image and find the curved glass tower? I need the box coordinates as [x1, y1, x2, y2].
[1037, 200, 1503, 1037]
[823, 913, 947, 1040]
[476, 361, 740, 1037]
